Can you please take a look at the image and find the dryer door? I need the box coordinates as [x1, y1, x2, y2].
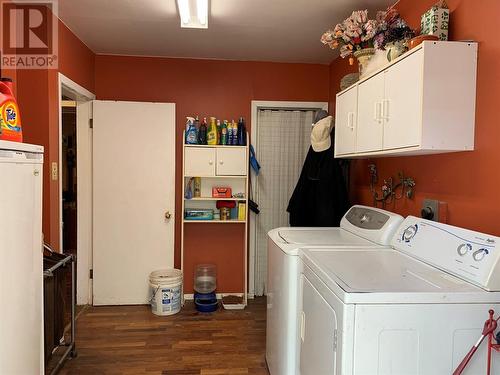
[300, 274, 338, 375]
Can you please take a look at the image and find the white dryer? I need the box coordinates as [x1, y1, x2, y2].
[266, 205, 404, 375]
[298, 216, 500, 375]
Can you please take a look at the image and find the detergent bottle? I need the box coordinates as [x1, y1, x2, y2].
[0, 78, 22, 142]
[207, 117, 217, 145]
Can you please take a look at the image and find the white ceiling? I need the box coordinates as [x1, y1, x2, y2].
[58, 0, 394, 64]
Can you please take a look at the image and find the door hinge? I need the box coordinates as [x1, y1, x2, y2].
[89, 269, 93, 279]
[333, 329, 338, 351]
[89, 119, 93, 129]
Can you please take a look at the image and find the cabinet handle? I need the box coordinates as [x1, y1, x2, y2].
[300, 311, 306, 342]
[374, 101, 382, 123]
[219, 160, 224, 165]
[209, 160, 214, 165]
[382, 99, 390, 120]
[347, 112, 355, 130]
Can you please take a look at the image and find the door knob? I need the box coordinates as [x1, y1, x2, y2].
[165, 211, 172, 220]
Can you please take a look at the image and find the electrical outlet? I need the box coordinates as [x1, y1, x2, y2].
[51, 162, 58, 181]
[421, 199, 439, 222]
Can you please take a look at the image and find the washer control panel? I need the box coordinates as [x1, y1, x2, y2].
[392, 216, 500, 291]
[340, 205, 404, 246]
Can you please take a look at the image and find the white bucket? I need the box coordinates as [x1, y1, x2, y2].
[149, 269, 183, 316]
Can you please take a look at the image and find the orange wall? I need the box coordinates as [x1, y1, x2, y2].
[329, 0, 500, 235]
[95, 56, 330, 291]
[15, 20, 95, 250]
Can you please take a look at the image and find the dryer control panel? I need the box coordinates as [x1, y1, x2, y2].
[392, 216, 500, 291]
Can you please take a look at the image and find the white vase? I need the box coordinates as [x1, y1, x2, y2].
[353, 48, 376, 78]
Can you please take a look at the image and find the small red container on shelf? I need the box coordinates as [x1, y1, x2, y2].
[212, 187, 232, 198]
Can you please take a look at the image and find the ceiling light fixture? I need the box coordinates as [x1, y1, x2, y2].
[177, 0, 209, 29]
[197, 0, 208, 26]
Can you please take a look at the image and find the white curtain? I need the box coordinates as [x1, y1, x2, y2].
[254, 109, 314, 296]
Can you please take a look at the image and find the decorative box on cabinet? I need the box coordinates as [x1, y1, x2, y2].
[334, 41, 478, 158]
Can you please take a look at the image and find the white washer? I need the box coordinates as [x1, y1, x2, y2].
[266, 205, 404, 375]
[298, 216, 500, 375]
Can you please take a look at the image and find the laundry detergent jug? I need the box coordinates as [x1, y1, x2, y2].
[0, 78, 22, 142]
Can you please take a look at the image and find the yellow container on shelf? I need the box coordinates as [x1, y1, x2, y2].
[238, 202, 246, 221]
[207, 117, 217, 145]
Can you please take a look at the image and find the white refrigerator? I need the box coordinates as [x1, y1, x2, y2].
[0, 140, 44, 374]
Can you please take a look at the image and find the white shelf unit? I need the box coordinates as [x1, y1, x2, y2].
[181, 132, 249, 308]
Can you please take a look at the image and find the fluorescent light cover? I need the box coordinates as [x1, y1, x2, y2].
[177, 0, 191, 25]
[197, 0, 208, 25]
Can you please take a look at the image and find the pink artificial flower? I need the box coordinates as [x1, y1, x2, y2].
[321, 31, 334, 45]
[340, 44, 351, 58]
[363, 19, 380, 41]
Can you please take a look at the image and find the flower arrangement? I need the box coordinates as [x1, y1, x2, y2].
[321, 10, 381, 63]
[373, 7, 415, 50]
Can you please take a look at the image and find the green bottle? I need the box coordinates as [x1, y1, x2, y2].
[221, 120, 228, 145]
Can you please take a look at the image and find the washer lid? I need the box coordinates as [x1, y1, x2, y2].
[300, 248, 500, 304]
[277, 228, 375, 246]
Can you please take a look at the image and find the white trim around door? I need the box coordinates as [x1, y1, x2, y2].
[58, 73, 96, 305]
[249, 100, 328, 297]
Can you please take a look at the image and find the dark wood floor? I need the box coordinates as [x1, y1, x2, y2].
[59, 297, 269, 375]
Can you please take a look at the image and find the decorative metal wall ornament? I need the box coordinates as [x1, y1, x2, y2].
[368, 163, 415, 208]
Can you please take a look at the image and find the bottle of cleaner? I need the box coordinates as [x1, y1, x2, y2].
[207, 117, 217, 145]
[216, 119, 222, 145]
[198, 117, 208, 145]
[0, 78, 22, 142]
[185, 116, 198, 144]
[227, 119, 234, 145]
[221, 120, 228, 145]
[237, 117, 247, 146]
[231, 120, 238, 145]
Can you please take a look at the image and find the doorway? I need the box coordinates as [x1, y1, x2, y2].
[249, 101, 328, 297]
[61, 100, 77, 259]
[58, 74, 96, 305]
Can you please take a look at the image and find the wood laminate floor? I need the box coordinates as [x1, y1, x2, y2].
[58, 297, 269, 375]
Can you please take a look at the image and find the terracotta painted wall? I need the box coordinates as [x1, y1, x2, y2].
[95, 56, 330, 292]
[329, 0, 500, 235]
[16, 20, 95, 250]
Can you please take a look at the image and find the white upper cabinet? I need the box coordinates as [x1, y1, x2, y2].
[383, 49, 423, 150]
[334, 41, 478, 158]
[335, 86, 358, 156]
[357, 72, 385, 153]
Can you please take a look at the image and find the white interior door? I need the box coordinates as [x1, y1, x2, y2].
[92, 100, 175, 305]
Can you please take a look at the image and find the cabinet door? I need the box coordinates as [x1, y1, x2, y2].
[185, 147, 216, 176]
[357, 72, 385, 152]
[383, 50, 423, 149]
[216, 148, 247, 176]
[335, 86, 357, 156]
[300, 274, 338, 375]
